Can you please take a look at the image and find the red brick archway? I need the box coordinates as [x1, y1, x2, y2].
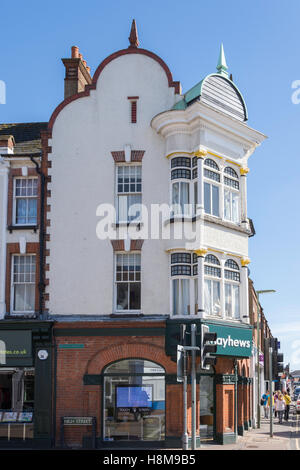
[86, 342, 177, 375]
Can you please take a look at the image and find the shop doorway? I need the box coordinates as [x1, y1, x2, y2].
[199, 373, 215, 440]
[103, 359, 165, 443]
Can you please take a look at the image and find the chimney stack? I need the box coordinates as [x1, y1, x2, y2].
[62, 46, 92, 99]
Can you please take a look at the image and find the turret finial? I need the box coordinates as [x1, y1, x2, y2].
[217, 43, 228, 77]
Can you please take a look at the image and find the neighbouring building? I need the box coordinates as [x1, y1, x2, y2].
[0, 20, 267, 449]
[0, 124, 53, 448]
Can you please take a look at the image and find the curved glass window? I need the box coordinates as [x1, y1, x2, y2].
[171, 157, 191, 168]
[103, 359, 165, 442]
[224, 167, 240, 222]
[204, 159, 220, 217]
[224, 259, 240, 319]
[204, 254, 221, 317]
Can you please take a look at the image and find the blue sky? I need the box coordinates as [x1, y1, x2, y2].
[1, 0, 300, 370]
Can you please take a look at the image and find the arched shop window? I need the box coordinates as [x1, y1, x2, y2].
[224, 259, 240, 319]
[204, 254, 221, 317]
[103, 359, 165, 442]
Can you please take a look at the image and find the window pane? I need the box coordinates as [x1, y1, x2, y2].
[172, 182, 180, 214]
[233, 285, 240, 319]
[117, 283, 129, 310]
[204, 280, 211, 314]
[212, 186, 219, 217]
[14, 284, 26, 312]
[224, 189, 231, 220]
[181, 279, 190, 315]
[172, 279, 180, 315]
[225, 284, 232, 317]
[28, 199, 37, 224]
[204, 183, 211, 214]
[212, 281, 221, 316]
[16, 199, 27, 224]
[128, 194, 142, 222]
[181, 182, 190, 215]
[25, 285, 35, 311]
[129, 283, 141, 310]
[232, 192, 239, 223]
[118, 195, 128, 222]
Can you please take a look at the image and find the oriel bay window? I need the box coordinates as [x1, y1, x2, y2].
[115, 253, 141, 311]
[224, 259, 240, 319]
[117, 165, 142, 223]
[204, 254, 221, 317]
[13, 178, 38, 225]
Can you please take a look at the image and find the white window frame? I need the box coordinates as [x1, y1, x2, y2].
[114, 252, 141, 313]
[224, 259, 241, 319]
[116, 165, 142, 224]
[13, 177, 38, 226]
[223, 166, 240, 224]
[170, 252, 198, 317]
[11, 254, 36, 315]
[170, 157, 192, 217]
[204, 254, 222, 317]
[203, 159, 221, 218]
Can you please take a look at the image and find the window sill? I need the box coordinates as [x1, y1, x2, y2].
[8, 225, 38, 233]
[5, 313, 37, 319]
[110, 312, 144, 318]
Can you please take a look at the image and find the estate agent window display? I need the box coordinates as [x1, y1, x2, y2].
[103, 359, 165, 442]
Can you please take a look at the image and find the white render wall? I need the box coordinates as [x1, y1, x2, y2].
[47, 54, 175, 316]
[46, 51, 265, 318]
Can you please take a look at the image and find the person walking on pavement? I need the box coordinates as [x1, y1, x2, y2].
[274, 391, 279, 418]
[283, 391, 291, 421]
[276, 393, 286, 424]
[261, 391, 270, 419]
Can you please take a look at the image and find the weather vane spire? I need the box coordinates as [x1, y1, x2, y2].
[128, 19, 139, 48]
[216, 43, 228, 77]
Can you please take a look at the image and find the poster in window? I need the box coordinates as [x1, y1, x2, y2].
[2, 412, 18, 422]
[18, 412, 33, 422]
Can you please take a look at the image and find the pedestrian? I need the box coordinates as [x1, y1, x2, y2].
[283, 391, 291, 421]
[276, 393, 285, 424]
[261, 391, 270, 419]
[274, 391, 279, 418]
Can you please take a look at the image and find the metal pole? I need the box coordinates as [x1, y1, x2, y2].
[257, 303, 261, 428]
[191, 324, 197, 450]
[269, 345, 273, 437]
[182, 349, 188, 450]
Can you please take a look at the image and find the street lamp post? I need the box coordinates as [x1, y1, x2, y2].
[256, 290, 276, 429]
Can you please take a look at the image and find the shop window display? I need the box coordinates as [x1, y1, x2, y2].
[0, 368, 34, 440]
[103, 359, 165, 442]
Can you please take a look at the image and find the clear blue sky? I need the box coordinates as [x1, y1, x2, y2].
[1, 0, 300, 370]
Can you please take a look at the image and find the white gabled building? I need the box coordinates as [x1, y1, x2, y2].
[42, 22, 267, 447]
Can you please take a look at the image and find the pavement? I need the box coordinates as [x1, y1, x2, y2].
[202, 404, 299, 450]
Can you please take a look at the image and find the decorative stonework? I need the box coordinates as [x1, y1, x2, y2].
[241, 258, 251, 267]
[194, 248, 208, 257]
[240, 167, 250, 176]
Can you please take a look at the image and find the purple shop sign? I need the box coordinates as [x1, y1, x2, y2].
[259, 354, 264, 365]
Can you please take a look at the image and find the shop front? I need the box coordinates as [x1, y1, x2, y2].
[54, 319, 252, 448]
[0, 321, 53, 448]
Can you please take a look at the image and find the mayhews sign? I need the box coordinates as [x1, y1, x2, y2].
[0, 330, 32, 366]
[204, 322, 252, 358]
